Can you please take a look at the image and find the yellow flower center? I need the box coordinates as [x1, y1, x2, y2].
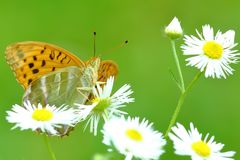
[192, 141, 211, 157]
[203, 41, 223, 59]
[92, 98, 111, 113]
[32, 109, 53, 121]
[125, 129, 143, 142]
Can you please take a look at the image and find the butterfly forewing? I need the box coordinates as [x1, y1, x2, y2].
[6, 41, 85, 89]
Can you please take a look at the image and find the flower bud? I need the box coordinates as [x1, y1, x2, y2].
[165, 17, 183, 40]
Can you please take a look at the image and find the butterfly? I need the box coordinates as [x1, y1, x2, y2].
[6, 41, 118, 135]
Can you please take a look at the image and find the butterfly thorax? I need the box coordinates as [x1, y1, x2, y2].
[82, 57, 100, 86]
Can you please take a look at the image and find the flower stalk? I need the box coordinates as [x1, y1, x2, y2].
[165, 71, 202, 137]
[44, 135, 57, 160]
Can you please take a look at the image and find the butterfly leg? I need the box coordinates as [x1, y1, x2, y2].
[77, 86, 93, 91]
[76, 81, 107, 102]
[76, 87, 93, 100]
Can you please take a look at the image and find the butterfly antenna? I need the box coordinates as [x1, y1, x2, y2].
[93, 31, 96, 56]
[99, 40, 128, 55]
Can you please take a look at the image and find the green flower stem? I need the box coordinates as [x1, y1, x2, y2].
[44, 135, 57, 160]
[164, 71, 202, 137]
[171, 40, 185, 92]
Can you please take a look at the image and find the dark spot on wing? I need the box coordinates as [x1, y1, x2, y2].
[60, 55, 67, 63]
[41, 60, 46, 67]
[57, 52, 62, 59]
[49, 50, 55, 60]
[33, 56, 37, 61]
[67, 59, 71, 64]
[28, 63, 34, 68]
[32, 69, 39, 74]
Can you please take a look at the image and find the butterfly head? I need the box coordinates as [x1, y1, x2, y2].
[86, 57, 100, 71]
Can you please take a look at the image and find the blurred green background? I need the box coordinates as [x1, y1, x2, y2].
[0, 0, 239, 159]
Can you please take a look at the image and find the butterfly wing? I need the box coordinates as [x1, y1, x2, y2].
[98, 60, 118, 82]
[6, 41, 85, 89]
[23, 66, 92, 108]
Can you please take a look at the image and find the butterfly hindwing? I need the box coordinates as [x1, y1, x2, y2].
[23, 66, 93, 108]
[6, 41, 85, 89]
[98, 60, 118, 82]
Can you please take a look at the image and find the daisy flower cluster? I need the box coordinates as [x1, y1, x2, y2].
[5, 16, 238, 160]
[6, 75, 167, 160]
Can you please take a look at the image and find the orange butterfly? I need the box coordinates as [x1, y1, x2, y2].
[5, 41, 118, 89]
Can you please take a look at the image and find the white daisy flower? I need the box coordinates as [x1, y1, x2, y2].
[181, 25, 239, 78]
[165, 17, 183, 39]
[102, 116, 166, 160]
[169, 123, 236, 160]
[6, 101, 78, 136]
[75, 76, 134, 135]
